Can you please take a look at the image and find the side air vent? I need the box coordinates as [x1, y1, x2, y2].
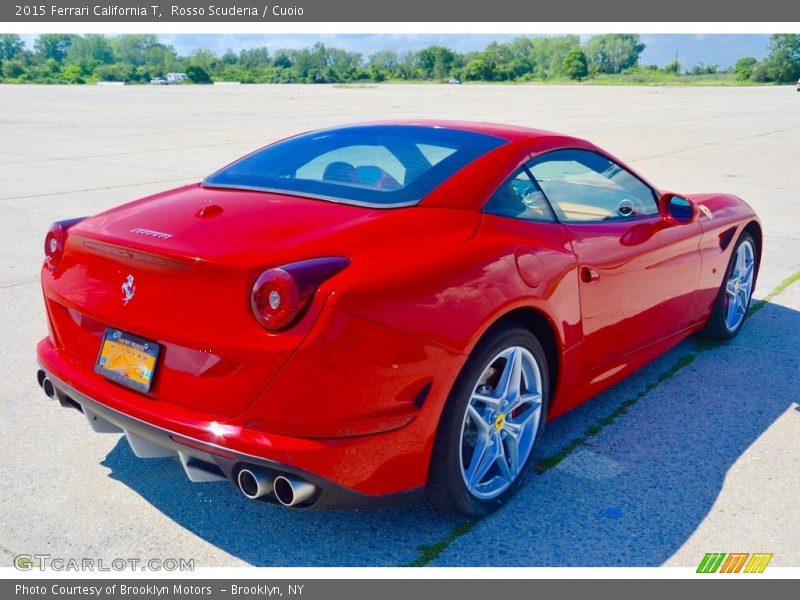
[718, 227, 736, 251]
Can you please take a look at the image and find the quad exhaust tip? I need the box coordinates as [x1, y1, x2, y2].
[274, 475, 317, 507]
[237, 467, 273, 500]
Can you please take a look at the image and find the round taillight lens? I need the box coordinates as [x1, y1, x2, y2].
[43, 217, 85, 272]
[250, 268, 301, 331]
[44, 228, 66, 271]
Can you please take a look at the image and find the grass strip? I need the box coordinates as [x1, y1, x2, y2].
[748, 271, 800, 317]
[404, 521, 476, 567]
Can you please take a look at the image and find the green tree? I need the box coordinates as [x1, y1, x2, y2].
[663, 59, 680, 74]
[60, 64, 84, 83]
[0, 34, 24, 61]
[527, 36, 580, 79]
[584, 34, 645, 74]
[417, 45, 456, 80]
[750, 63, 768, 83]
[291, 42, 330, 82]
[504, 37, 534, 78]
[187, 48, 217, 73]
[690, 62, 718, 75]
[482, 42, 517, 80]
[143, 43, 180, 77]
[65, 35, 113, 75]
[185, 65, 212, 84]
[734, 57, 758, 81]
[34, 34, 76, 63]
[220, 48, 238, 66]
[94, 63, 134, 82]
[763, 34, 800, 83]
[395, 51, 419, 80]
[273, 49, 293, 69]
[239, 47, 270, 70]
[561, 47, 588, 80]
[328, 48, 363, 81]
[109, 34, 160, 67]
[463, 54, 493, 81]
[1, 59, 25, 78]
[368, 67, 386, 82]
[368, 49, 399, 79]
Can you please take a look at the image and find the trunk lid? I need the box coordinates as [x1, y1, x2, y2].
[77, 183, 382, 265]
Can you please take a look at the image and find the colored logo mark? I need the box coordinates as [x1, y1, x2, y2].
[697, 552, 773, 573]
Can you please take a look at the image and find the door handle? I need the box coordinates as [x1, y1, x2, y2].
[580, 266, 600, 283]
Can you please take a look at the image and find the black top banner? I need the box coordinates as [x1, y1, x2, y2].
[2, 0, 799, 22]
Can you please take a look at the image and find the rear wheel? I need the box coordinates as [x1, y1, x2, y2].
[426, 324, 549, 517]
[702, 232, 758, 340]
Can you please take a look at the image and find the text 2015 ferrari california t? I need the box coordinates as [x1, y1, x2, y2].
[36, 121, 761, 516]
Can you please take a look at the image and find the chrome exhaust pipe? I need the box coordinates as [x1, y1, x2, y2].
[273, 475, 317, 507]
[41, 376, 56, 400]
[237, 467, 273, 500]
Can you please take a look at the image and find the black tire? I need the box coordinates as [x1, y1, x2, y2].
[701, 232, 758, 341]
[425, 322, 549, 517]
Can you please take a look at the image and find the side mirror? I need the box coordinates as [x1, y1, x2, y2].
[658, 193, 695, 223]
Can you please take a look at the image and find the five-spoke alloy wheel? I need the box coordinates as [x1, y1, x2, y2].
[703, 232, 758, 340]
[426, 323, 549, 516]
[723, 238, 756, 332]
[459, 346, 543, 500]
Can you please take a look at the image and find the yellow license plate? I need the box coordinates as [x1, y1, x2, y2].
[95, 328, 160, 393]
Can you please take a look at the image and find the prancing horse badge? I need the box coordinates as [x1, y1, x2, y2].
[122, 274, 136, 305]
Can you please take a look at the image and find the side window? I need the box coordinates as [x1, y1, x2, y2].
[528, 150, 658, 222]
[483, 168, 557, 223]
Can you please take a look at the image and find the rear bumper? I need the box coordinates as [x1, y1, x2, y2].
[35, 365, 423, 510]
[37, 289, 465, 495]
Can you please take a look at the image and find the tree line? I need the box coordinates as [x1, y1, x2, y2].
[0, 34, 798, 85]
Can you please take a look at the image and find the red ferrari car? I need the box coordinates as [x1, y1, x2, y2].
[37, 121, 761, 516]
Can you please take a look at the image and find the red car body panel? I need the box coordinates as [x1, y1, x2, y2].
[36, 121, 762, 504]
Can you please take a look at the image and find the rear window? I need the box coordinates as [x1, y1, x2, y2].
[203, 125, 507, 207]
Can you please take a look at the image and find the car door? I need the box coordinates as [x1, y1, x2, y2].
[527, 149, 703, 368]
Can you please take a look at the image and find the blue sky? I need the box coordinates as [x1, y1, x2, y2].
[20, 34, 771, 69]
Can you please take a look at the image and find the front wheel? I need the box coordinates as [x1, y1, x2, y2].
[702, 232, 758, 340]
[426, 324, 549, 517]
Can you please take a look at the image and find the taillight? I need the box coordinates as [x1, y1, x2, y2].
[251, 257, 349, 331]
[44, 217, 85, 271]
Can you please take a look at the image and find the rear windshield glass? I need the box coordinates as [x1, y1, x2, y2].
[203, 125, 507, 207]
